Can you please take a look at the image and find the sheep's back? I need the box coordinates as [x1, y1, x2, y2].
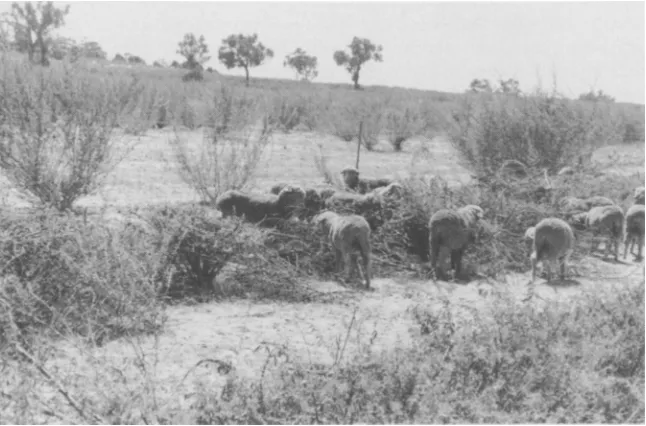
[626, 204, 645, 234]
[533, 218, 575, 260]
[428, 209, 474, 250]
[329, 215, 371, 247]
[587, 205, 624, 234]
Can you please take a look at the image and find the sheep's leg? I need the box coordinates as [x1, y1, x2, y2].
[358, 238, 372, 289]
[429, 237, 441, 278]
[530, 252, 539, 282]
[334, 247, 343, 273]
[450, 248, 464, 278]
[342, 249, 353, 282]
[559, 255, 569, 281]
[624, 235, 631, 259]
[638, 235, 644, 260]
[544, 260, 553, 282]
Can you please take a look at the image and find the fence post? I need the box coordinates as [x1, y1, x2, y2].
[356, 121, 363, 170]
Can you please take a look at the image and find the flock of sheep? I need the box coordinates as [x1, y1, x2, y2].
[214, 165, 646, 289]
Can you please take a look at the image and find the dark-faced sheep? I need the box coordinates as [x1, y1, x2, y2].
[531, 218, 575, 282]
[428, 204, 484, 279]
[372, 182, 404, 199]
[270, 183, 336, 219]
[624, 204, 645, 260]
[215, 185, 306, 226]
[313, 211, 372, 289]
[634, 186, 645, 205]
[585, 205, 625, 261]
[340, 166, 393, 194]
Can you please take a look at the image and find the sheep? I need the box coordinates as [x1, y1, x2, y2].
[428, 204, 484, 279]
[324, 190, 384, 230]
[569, 211, 589, 231]
[585, 205, 625, 261]
[523, 226, 536, 254]
[634, 186, 645, 205]
[584, 196, 615, 210]
[340, 166, 393, 194]
[559, 196, 589, 214]
[313, 211, 372, 289]
[215, 185, 306, 226]
[531, 218, 575, 282]
[372, 182, 404, 199]
[624, 204, 645, 260]
[270, 183, 336, 219]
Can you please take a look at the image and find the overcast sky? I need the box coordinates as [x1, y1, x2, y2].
[2, 1, 644, 104]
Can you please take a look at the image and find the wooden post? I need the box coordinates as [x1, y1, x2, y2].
[355, 121, 363, 170]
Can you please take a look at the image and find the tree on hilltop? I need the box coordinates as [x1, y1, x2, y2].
[284, 48, 318, 82]
[333, 37, 383, 90]
[177, 33, 210, 71]
[579, 89, 615, 103]
[5, 1, 70, 66]
[218, 33, 273, 86]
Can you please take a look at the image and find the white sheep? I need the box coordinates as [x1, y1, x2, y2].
[624, 204, 645, 260]
[428, 204, 484, 279]
[584, 196, 615, 210]
[531, 217, 575, 282]
[585, 205, 625, 261]
[313, 211, 372, 289]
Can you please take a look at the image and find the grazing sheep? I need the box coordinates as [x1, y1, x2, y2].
[523, 226, 536, 253]
[428, 204, 484, 279]
[634, 186, 645, 205]
[215, 185, 306, 225]
[324, 190, 385, 230]
[340, 166, 393, 194]
[585, 205, 625, 261]
[270, 183, 336, 219]
[313, 211, 372, 289]
[584, 196, 615, 210]
[559, 196, 589, 214]
[531, 218, 575, 282]
[624, 204, 645, 260]
[372, 182, 404, 199]
[569, 211, 589, 231]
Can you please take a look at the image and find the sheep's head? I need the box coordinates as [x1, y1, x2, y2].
[277, 185, 306, 216]
[634, 186, 645, 205]
[270, 183, 287, 195]
[312, 211, 335, 232]
[340, 166, 360, 190]
[460, 205, 485, 223]
[569, 212, 588, 231]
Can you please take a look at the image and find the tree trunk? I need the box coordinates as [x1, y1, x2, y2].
[352, 66, 361, 90]
[244, 66, 249, 87]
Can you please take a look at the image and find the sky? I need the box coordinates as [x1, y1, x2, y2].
[1, 1, 644, 104]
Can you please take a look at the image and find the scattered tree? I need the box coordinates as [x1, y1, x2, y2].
[218, 33, 274, 86]
[113, 53, 126, 63]
[579, 89, 615, 103]
[333, 37, 383, 90]
[170, 60, 180, 68]
[6, 1, 70, 66]
[497, 78, 521, 95]
[283, 48, 318, 81]
[468, 79, 493, 93]
[126, 54, 146, 66]
[177, 33, 210, 76]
